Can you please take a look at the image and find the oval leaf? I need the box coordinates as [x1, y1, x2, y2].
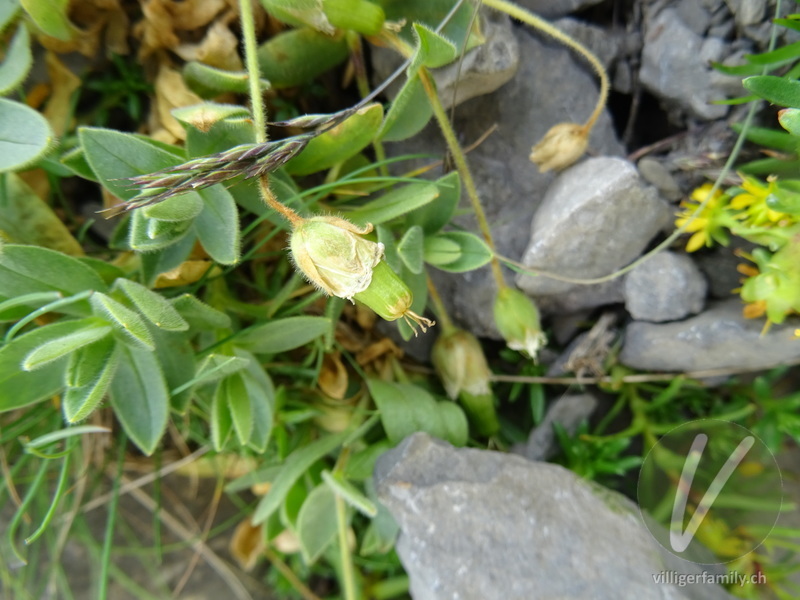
[744, 75, 800, 109]
[63, 341, 120, 423]
[235, 316, 330, 354]
[194, 185, 240, 265]
[90, 292, 155, 351]
[296, 484, 339, 565]
[109, 344, 169, 455]
[23, 322, 111, 371]
[424, 231, 493, 272]
[0, 98, 54, 172]
[0, 25, 32, 95]
[349, 182, 440, 227]
[115, 279, 188, 332]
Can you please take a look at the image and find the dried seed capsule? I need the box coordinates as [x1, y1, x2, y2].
[290, 216, 434, 333]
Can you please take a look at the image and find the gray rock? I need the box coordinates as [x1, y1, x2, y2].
[521, 393, 598, 460]
[374, 432, 735, 600]
[370, 9, 519, 110]
[623, 251, 708, 322]
[552, 18, 622, 70]
[637, 157, 683, 201]
[516, 157, 670, 312]
[386, 26, 624, 336]
[676, 0, 713, 35]
[515, 0, 605, 19]
[726, 0, 767, 27]
[640, 8, 730, 120]
[620, 298, 800, 372]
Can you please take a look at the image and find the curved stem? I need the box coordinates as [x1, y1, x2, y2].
[482, 0, 609, 131]
[418, 69, 507, 288]
[426, 275, 455, 332]
[258, 177, 303, 227]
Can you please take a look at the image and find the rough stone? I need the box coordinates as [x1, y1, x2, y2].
[515, 0, 605, 19]
[726, 0, 768, 27]
[623, 251, 708, 322]
[640, 8, 730, 121]
[383, 26, 625, 336]
[374, 432, 735, 600]
[520, 393, 598, 460]
[370, 9, 519, 110]
[676, 0, 713, 35]
[516, 157, 670, 312]
[620, 298, 800, 372]
[637, 157, 683, 201]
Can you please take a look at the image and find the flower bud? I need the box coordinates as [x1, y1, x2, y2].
[432, 329, 491, 399]
[431, 329, 499, 436]
[493, 287, 546, 359]
[529, 122, 588, 172]
[290, 215, 434, 333]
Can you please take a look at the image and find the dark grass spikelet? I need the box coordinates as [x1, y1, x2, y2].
[115, 107, 360, 216]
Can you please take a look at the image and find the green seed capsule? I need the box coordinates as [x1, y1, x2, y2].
[493, 287, 546, 358]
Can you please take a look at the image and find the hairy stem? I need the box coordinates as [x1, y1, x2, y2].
[239, 0, 267, 144]
[419, 69, 506, 288]
[258, 177, 303, 227]
[483, 0, 609, 132]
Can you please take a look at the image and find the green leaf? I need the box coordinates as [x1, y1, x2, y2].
[730, 123, 799, 153]
[778, 108, 800, 136]
[285, 103, 384, 176]
[109, 344, 169, 455]
[65, 334, 115, 387]
[360, 497, 399, 555]
[59, 145, 97, 180]
[348, 182, 440, 227]
[367, 379, 468, 447]
[216, 372, 252, 446]
[25, 425, 110, 449]
[115, 279, 188, 332]
[63, 341, 120, 422]
[0, 98, 54, 172]
[745, 41, 800, 67]
[0, 172, 83, 255]
[744, 75, 800, 108]
[767, 186, 800, 215]
[410, 23, 458, 71]
[210, 383, 233, 451]
[0, 25, 32, 95]
[171, 294, 231, 330]
[129, 210, 194, 252]
[321, 470, 377, 517]
[193, 185, 240, 265]
[0, 320, 77, 411]
[378, 74, 433, 142]
[142, 193, 204, 222]
[90, 292, 155, 351]
[78, 127, 185, 200]
[0, 1, 20, 32]
[256, 26, 349, 88]
[405, 171, 461, 234]
[182, 62, 261, 98]
[296, 483, 339, 564]
[424, 231, 493, 272]
[239, 350, 275, 452]
[235, 316, 330, 354]
[139, 232, 197, 286]
[187, 353, 249, 391]
[149, 328, 195, 413]
[252, 429, 350, 524]
[19, 0, 71, 40]
[0, 245, 105, 313]
[23, 321, 111, 371]
[397, 225, 424, 274]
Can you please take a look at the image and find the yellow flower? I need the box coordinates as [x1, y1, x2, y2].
[730, 175, 785, 225]
[675, 183, 731, 252]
